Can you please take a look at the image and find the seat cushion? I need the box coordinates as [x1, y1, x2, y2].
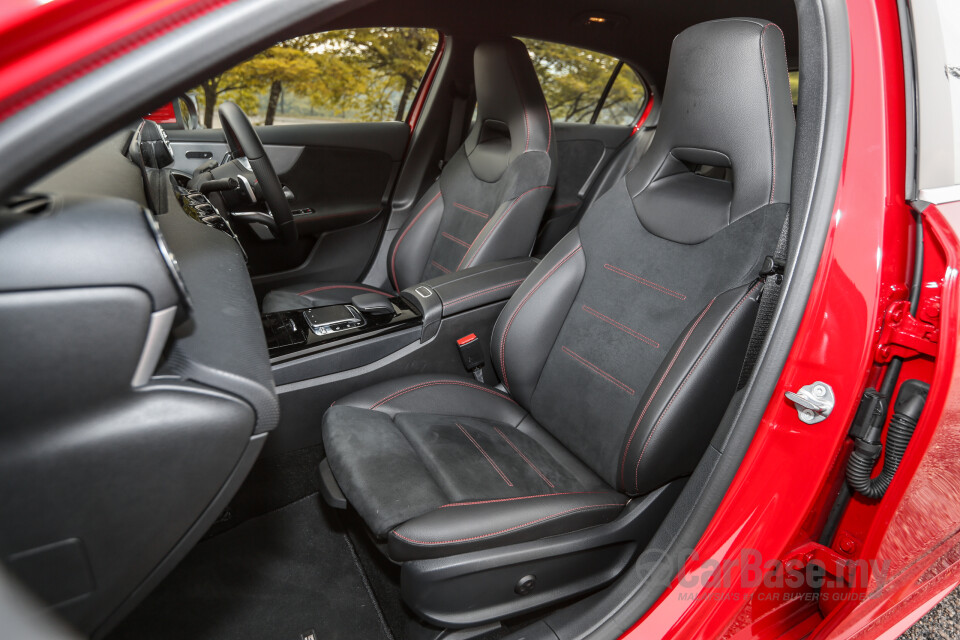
[261, 282, 392, 313]
[322, 374, 623, 560]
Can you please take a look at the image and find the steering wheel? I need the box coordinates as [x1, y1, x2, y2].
[218, 102, 297, 244]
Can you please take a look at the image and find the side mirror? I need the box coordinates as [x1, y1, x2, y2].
[144, 94, 200, 130]
[175, 94, 201, 130]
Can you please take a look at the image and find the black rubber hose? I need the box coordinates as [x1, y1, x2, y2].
[846, 391, 925, 499]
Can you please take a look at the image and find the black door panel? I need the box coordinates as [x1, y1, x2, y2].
[535, 123, 632, 255]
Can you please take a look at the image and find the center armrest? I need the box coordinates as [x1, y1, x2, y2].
[423, 258, 538, 317]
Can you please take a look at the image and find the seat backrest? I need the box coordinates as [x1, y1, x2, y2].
[491, 18, 794, 496]
[389, 38, 557, 291]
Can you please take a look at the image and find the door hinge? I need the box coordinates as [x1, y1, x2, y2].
[875, 295, 940, 363]
[783, 542, 861, 588]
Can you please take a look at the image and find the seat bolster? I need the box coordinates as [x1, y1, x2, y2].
[334, 373, 528, 425]
[389, 490, 627, 561]
[491, 230, 585, 407]
[261, 282, 392, 313]
[389, 183, 445, 290]
[618, 281, 762, 495]
[323, 405, 447, 536]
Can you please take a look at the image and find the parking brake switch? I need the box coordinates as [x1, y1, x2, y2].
[457, 334, 486, 383]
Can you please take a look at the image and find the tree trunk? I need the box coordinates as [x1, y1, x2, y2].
[202, 80, 219, 128]
[264, 80, 283, 126]
[394, 76, 415, 121]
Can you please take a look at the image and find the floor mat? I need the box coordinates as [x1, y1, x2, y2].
[109, 494, 391, 640]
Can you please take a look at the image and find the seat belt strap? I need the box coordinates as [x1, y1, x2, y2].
[441, 92, 470, 169]
[737, 207, 790, 389]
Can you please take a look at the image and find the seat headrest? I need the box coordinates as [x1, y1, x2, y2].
[464, 38, 553, 182]
[625, 18, 795, 244]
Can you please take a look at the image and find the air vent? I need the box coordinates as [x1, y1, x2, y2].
[5, 193, 52, 215]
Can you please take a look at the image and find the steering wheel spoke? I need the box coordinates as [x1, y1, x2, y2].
[217, 102, 298, 245]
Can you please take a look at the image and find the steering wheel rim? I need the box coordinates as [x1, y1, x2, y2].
[218, 102, 297, 245]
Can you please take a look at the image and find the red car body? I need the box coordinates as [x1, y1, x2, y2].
[1, 1, 958, 639]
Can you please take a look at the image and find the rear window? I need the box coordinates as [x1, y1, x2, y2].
[519, 38, 648, 126]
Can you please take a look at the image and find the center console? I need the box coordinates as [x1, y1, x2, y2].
[261, 257, 539, 453]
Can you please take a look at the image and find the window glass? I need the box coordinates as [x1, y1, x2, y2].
[519, 38, 647, 125]
[789, 70, 799, 106]
[193, 28, 439, 128]
[595, 65, 647, 126]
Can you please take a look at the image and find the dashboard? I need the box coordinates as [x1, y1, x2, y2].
[0, 122, 279, 635]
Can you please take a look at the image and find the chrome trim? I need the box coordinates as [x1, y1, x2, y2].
[237, 173, 257, 202]
[132, 306, 177, 386]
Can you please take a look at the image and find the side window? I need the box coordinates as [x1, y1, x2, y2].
[194, 28, 439, 128]
[519, 38, 647, 125]
[595, 65, 647, 125]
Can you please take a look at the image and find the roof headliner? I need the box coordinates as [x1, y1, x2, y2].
[314, 0, 799, 90]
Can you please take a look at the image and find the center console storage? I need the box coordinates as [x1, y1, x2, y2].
[262, 257, 538, 453]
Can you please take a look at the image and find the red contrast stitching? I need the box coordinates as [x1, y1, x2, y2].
[459, 186, 553, 270]
[391, 503, 623, 545]
[431, 261, 450, 274]
[369, 380, 515, 410]
[561, 346, 635, 395]
[441, 231, 470, 248]
[618, 298, 715, 488]
[439, 492, 609, 508]
[760, 24, 776, 204]
[499, 244, 583, 390]
[390, 190, 442, 290]
[633, 283, 761, 492]
[297, 284, 390, 297]
[604, 264, 686, 300]
[457, 423, 512, 486]
[453, 203, 489, 219]
[445, 279, 525, 308]
[582, 306, 659, 348]
[494, 427, 555, 488]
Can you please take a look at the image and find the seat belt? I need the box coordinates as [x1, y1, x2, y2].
[737, 207, 790, 389]
[439, 92, 470, 171]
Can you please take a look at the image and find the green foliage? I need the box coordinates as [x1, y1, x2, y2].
[520, 38, 646, 125]
[193, 28, 438, 128]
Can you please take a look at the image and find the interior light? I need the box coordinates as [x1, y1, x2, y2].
[587, 16, 607, 23]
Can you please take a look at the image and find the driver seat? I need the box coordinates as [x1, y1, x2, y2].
[320, 18, 794, 626]
[263, 38, 557, 312]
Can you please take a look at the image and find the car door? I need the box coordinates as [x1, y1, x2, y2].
[160, 28, 441, 289]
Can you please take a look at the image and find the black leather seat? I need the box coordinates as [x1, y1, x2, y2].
[322, 18, 794, 623]
[263, 38, 557, 312]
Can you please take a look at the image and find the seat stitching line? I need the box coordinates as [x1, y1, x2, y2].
[445, 279, 526, 308]
[391, 504, 623, 545]
[633, 282, 761, 492]
[582, 305, 659, 348]
[453, 202, 489, 219]
[440, 231, 471, 248]
[430, 260, 450, 274]
[561, 346, 635, 395]
[604, 264, 686, 300]
[369, 380, 516, 410]
[498, 244, 583, 390]
[390, 190, 442, 291]
[619, 298, 715, 487]
[493, 426, 555, 488]
[760, 23, 776, 203]
[457, 423, 513, 486]
[458, 186, 553, 271]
